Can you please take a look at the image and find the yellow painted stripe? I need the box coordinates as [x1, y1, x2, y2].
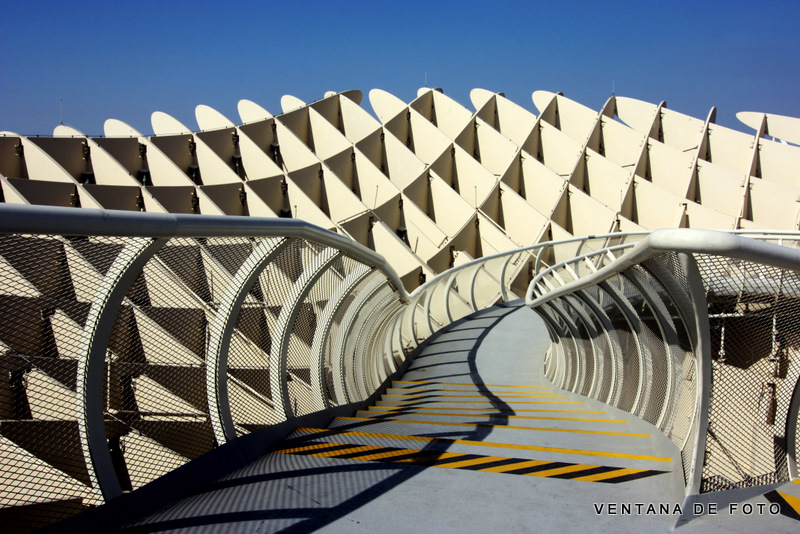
[525, 464, 598, 478]
[777, 491, 800, 515]
[480, 460, 551, 473]
[277, 442, 350, 455]
[571, 467, 644, 482]
[386, 388, 558, 396]
[433, 455, 510, 469]
[357, 410, 623, 423]
[383, 394, 564, 399]
[369, 406, 604, 414]
[376, 400, 583, 405]
[336, 417, 650, 437]
[394, 380, 548, 389]
[295, 428, 672, 462]
[366, 406, 606, 415]
[349, 448, 428, 462]
[793, 478, 800, 485]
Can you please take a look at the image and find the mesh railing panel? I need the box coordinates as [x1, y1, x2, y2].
[0, 234, 119, 530]
[601, 277, 641, 414]
[106, 237, 226, 492]
[696, 255, 800, 493]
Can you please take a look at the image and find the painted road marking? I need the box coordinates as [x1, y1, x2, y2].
[382, 394, 566, 399]
[336, 417, 650, 437]
[376, 400, 585, 405]
[369, 406, 604, 414]
[386, 388, 558, 397]
[761, 490, 800, 521]
[294, 427, 672, 462]
[274, 440, 666, 483]
[356, 410, 624, 423]
[393, 380, 549, 389]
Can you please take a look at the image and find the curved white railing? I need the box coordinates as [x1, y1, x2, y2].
[524, 228, 800, 523]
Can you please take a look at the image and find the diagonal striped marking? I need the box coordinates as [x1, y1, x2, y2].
[367, 406, 606, 415]
[382, 394, 566, 399]
[387, 388, 553, 394]
[294, 428, 673, 461]
[336, 416, 650, 437]
[429, 455, 513, 470]
[393, 380, 549, 389]
[777, 491, 800, 520]
[525, 464, 601, 478]
[357, 410, 623, 423]
[376, 400, 585, 405]
[479, 460, 551, 473]
[385, 390, 559, 396]
[571, 467, 647, 482]
[276, 439, 667, 483]
[369, 406, 605, 414]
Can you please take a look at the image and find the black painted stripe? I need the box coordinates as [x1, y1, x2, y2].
[276, 440, 667, 484]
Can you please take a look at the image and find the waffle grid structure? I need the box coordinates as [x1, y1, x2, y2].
[2, 88, 799, 292]
[1, 88, 799, 532]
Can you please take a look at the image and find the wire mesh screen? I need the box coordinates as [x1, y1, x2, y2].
[105, 236, 237, 493]
[577, 286, 617, 404]
[571, 292, 610, 399]
[640, 253, 698, 485]
[226, 238, 309, 433]
[600, 277, 641, 414]
[696, 254, 800, 493]
[324, 271, 384, 406]
[0, 234, 118, 532]
[562, 295, 593, 397]
[470, 256, 507, 309]
[623, 267, 671, 426]
[285, 253, 362, 417]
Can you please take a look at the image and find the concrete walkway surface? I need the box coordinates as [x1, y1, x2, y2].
[115, 304, 800, 533]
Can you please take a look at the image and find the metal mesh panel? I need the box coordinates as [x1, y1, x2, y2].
[226, 238, 309, 433]
[563, 295, 594, 397]
[444, 268, 475, 322]
[347, 284, 392, 402]
[357, 292, 397, 394]
[547, 301, 579, 391]
[697, 254, 800, 493]
[642, 255, 697, 441]
[283, 246, 359, 417]
[614, 273, 656, 421]
[600, 277, 641, 414]
[105, 236, 226, 492]
[572, 291, 610, 399]
[0, 234, 119, 530]
[533, 306, 560, 384]
[642, 253, 698, 485]
[324, 271, 384, 406]
[623, 267, 671, 426]
[577, 286, 617, 403]
[283, 250, 338, 417]
[470, 256, 507, 310]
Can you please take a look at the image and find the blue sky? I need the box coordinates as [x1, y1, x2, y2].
[1, 0, 798, 136]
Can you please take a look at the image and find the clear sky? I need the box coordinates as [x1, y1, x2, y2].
[1, 0, 798, 137]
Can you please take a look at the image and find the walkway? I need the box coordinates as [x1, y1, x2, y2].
[116, 304, 800, 533]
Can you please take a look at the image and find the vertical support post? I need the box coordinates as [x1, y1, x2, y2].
[678, 252, 711, 497]
[206, 237, 290, 445]
[77, 237, 166, 502]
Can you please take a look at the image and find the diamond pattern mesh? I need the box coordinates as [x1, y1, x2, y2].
[696, 254, 800, 493]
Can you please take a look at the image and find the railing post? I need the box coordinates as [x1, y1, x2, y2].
[270, 248, 341, 420]
[77, 237, 166, 502]
[677, 252, 712, 498]
[206, 237, 291, 444]
[309, 265, 372, 410]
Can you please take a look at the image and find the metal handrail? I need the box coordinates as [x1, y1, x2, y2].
[526, 229, 800, 307]
[0, 203, 409, 302]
